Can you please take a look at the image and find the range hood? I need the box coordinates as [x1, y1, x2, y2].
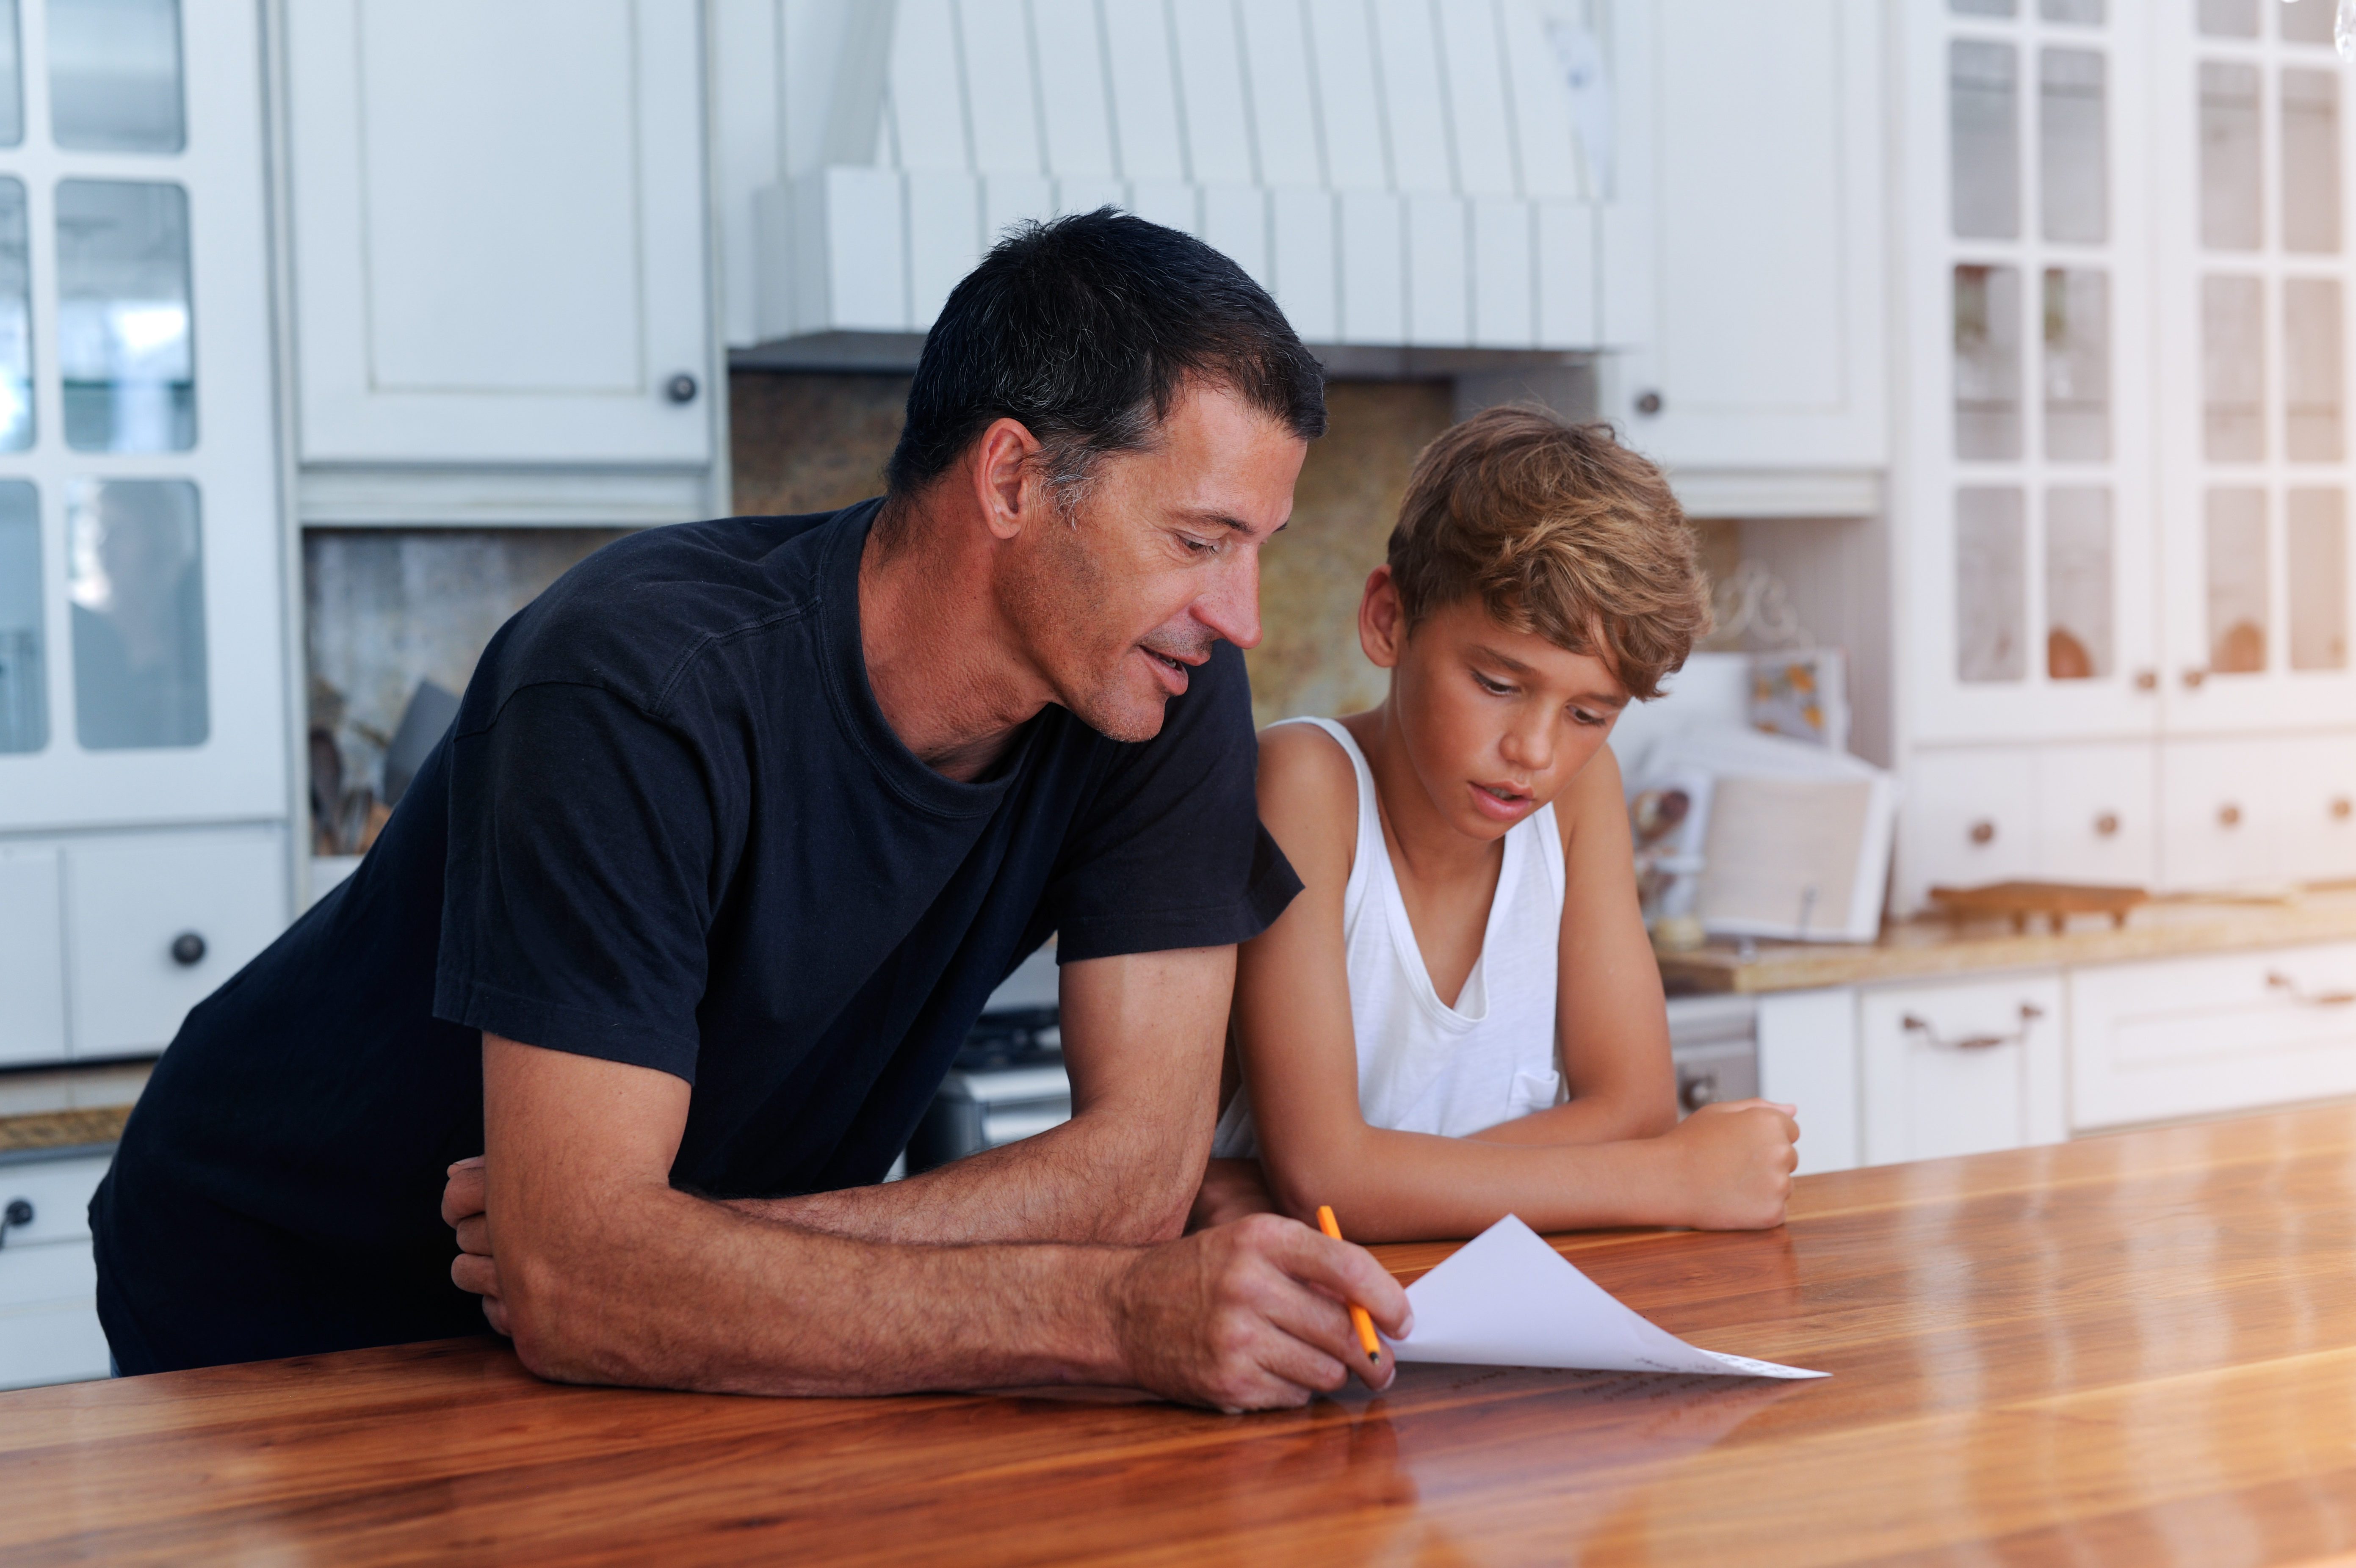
[750, 0, 1619, 364]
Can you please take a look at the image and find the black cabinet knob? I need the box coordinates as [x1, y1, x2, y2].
[169, 931, 206, 966]
[1, 1197, 30, 1247]
[664, 372, 699, 405]
[1634, 389, 1664, 416]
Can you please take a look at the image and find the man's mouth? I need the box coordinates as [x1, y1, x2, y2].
[1140, 645, 1200, 696]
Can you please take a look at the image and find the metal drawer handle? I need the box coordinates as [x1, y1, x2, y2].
[1679, 1072, 1720, 1113]
[2267, 972, 2356, 1007]
[0, 1197, 30, 1249]
[1902, 1002, 2044, 1051]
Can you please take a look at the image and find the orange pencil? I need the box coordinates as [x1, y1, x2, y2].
[1316, 1205, 1383, 1364]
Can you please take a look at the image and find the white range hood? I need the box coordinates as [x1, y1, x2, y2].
[751, 0, 1620, 359]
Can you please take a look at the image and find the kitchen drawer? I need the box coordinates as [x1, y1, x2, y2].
[2278, 735, 2356, 884]
[0, 843, 66, 1065]
[2070, 942, 2356, 1129]
[2032, 743, 2157, 890]
[1860, 974, 2066, 1166]
[1898, 747, 2038, 911]
[65, 828, 288, 1057]
[0, 1291, 110, 1389]
[2159, 737, 2290, 890]
[0, 1236, 96, 1311]
[0, 1154, 109, 1247]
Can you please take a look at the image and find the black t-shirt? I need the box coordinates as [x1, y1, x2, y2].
[91, 502, 1299, 1373]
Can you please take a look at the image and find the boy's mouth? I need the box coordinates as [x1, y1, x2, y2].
[1471, 781, 1532, 820]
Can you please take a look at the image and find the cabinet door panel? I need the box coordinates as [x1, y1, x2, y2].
[0, 1237, 96, 1312]
[1860, 974, 2066, 1165]
[2071, 943, 2356, 1128]
[2285, 735, 2356, 881]
[0, 844, 64, 1064]
[289, 0, 712, 465]
[0, 1290, 110, 1389]
[0, 1155, 108, 1247]
[2159, 736, 2287, 888]
[2034, 742, 2158, 888]
[64, 830, 285, 1057]
[1897, 747, 2039, 910]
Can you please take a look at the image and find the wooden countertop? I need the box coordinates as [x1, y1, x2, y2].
[10, 1102, 2356, 1565]
[1658, 885, 2356, 993]
[0, 1104, 130, 1160]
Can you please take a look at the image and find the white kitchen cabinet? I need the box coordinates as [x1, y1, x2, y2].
[1896, 745, 2040, 910]
[0, 1153, 111, 1389]
[1860, 974, 2065, 1166]
[0, 844, 65, 1064]
[1606, 0, 1886, 481]
[2071, 941, 2356, 1130]
[1756, 986, 1860, 1176]
[286, 0, 716, 469]
[64, 828, 286, 1059]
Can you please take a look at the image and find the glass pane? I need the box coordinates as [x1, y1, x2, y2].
[0, 2, 24, 148]
[2285, 278, 2345, 461]
[2204, 274, 2268, 461]
[1951, 0, 2016, 14]
[2283, 69, 2342, 254]
[0, 481, 41, 753]
[56, 180, 193, 452]
[2041, 0, 2103, 19]
[0, 179, 30, 452]
[2202, 62, 2264, 251]
[1959, 487, 2028, 684]
[67, 478, 205, 749]
[2041, 49, 2107, 243]
[2282, 0, 2338, 44]
[47, 0, 182, 153]
[2206, 487, 2270, 674]
[2288, 488, 2349, 670]
[1951, 42, 2020, 240]
[2044, 268, 2111, 461]
[2046, 487, 2113, 680]
[2200, 0, 2259, 36]
[1957, 264, 2024, 460]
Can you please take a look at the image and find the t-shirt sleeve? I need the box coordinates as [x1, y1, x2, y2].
[431, 682, 720, 1082]
[1043, 642, 1302, 963]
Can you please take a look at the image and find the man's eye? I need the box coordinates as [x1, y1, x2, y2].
[1181, 534, 1219, 555]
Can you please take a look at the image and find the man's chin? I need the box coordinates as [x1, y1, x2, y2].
[1067, 682, 1172, 744]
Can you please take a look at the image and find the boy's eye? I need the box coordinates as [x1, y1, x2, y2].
[1569, 707, 1606, 728]
[1473, 672, 1514, 696]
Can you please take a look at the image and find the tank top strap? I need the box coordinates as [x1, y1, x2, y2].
[1268, 717, 1383, 927]
[1525, 799, 1568, 913]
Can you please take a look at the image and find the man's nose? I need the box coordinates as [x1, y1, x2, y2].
[1195, 547, 1263, 650]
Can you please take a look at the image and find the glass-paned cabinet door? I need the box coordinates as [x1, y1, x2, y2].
[1908, 0, 2156, 743]
[0, 0, 285, 833]
[2157, 0, 2356, 734]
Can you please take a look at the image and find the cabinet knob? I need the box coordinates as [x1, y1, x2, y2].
[2183, 668, 2207, 689]
[664, 372, 700, 405]
[1679, 1072, 1719, 1113]
[169, 931, 206, 966]
[2094, 812, 2120, 837]
[0, 1197, 30, 1248]
[2218, 803, 2242, 828]
[1634, 389, 1663, 416]
[2134, 669, 2158, 692]
[2333, 797, 2353, 821]
[1968, 820, 1997, 845]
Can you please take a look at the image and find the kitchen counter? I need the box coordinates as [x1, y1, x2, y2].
[9, 1101, 2356, 1564]
[1658, 885, 2356, 993]
[0, 1061, 146, 1165]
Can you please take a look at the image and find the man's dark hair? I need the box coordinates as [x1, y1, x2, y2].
[883, 209, 1326, 511]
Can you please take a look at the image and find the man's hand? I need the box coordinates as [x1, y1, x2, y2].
[1107, 1212, 1410, 1411]
[1660, 1099, 1799, 1230]
[1188, 1157, 1277, 1232]
[442, 1155, 507, 1335]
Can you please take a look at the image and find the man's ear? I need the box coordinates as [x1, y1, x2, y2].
[1358, 565, 1407, 670]
[969, 417, 1045, 542]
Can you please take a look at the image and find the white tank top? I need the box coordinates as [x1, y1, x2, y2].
[1213, 717, 1567, 1157]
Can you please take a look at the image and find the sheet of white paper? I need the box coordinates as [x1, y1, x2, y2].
[1381, 1215, 1826, 1380]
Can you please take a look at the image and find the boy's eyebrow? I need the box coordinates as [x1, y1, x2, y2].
[1470, 642, 1631, 707]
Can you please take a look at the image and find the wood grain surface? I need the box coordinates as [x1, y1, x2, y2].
[11, 1104, 2356, 1565]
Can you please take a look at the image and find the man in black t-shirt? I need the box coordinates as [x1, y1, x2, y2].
[91, 212, 1411, 1410]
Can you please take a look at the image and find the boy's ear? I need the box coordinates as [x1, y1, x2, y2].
[1359, 565, 1406, 669]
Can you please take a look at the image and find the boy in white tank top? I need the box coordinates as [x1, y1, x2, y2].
[1198, 408, 1800, 1242]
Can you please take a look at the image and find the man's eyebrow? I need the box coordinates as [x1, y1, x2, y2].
[1180, 510, 1282, 537]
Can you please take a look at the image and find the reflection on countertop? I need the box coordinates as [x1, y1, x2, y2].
[1660, 884, 2356, 994]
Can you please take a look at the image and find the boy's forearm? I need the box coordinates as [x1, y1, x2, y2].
[1463, 1085, 1678, 1148]
[1267, 1128, 1692, 1242]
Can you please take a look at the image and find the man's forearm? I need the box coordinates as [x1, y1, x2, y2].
[505, 1182, 1137, 1396]
[726, 1108, 1200, 1246]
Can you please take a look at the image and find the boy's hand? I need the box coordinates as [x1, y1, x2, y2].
[1188, 1157, 1278, 1232]
[1662, 1100, 1798, 1229]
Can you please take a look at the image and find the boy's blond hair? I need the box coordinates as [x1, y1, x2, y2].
[1385, 406, 1709, 701]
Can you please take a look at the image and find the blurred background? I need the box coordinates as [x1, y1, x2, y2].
[8, 0, 2356, 1382]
